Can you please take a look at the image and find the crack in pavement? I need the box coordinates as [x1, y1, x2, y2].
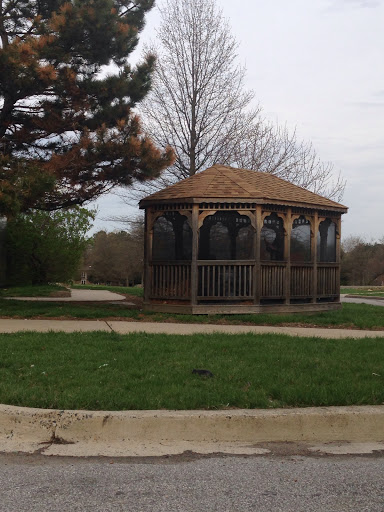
[105, 321, 114, 332]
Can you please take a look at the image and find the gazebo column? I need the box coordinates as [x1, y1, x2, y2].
[191, 204, 199, 306]
[144, 208, 153, 304]
[335, 216, 342, 300]
[284, 208, 292, 304]
[254, 205, 262, 305]
[311, 212, 319, 303]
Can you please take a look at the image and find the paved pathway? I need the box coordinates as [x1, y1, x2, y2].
[0, 318, 383, 338]
[341, 295, 384, 307]
[4, 288, 127, 302]
[1, 290, 384, 337]
[6, 289, 384, 306]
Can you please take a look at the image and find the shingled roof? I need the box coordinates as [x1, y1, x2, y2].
[139, 165, 347, 212]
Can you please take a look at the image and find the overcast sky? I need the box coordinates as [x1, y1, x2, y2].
[93, 0, 384, 241]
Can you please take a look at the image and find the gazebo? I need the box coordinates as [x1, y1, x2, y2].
[139, 165, 348, 314]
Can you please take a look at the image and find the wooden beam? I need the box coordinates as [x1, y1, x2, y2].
[335, 215, 342, 300]
[312, 211, 319, 303]
[284, 207, 292, 304]
[191, 204, 199, 305]
[144, 208, 152, 304]
[254, 205, 262, 305]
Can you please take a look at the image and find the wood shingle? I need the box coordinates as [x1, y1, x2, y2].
[139, 165, 347, 212]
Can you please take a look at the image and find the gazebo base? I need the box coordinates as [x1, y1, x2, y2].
[143, 301, 342, 315]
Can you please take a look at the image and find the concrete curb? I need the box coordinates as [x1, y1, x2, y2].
[1, 404, 384, 452]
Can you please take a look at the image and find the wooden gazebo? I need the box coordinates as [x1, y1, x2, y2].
[139, 165, 348, 314]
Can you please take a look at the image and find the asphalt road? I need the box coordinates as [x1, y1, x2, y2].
[1, 451, 383, 512]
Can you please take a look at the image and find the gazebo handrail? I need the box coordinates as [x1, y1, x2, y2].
[150, 260, 192, 265]
[197, 259, 255, 265]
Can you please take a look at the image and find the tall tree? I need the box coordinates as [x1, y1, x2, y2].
[87, 227, 143, 285]
[6, 206, 94, 284]
[341, 236, 384, 286]
[0, 0, 174, 217]
[132, 0, 344, 201]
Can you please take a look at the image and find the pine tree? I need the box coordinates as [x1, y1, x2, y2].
[0, 0, 174, 216]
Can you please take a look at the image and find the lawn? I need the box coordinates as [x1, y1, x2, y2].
[1, 298, 384, 330]
[0, 284, 69, 297]
[0, 331, 383, 410]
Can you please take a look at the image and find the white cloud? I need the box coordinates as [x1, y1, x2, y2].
[325, 0, 381, 10]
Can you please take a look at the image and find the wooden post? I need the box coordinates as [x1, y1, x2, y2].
[335, 215, 342, 301]
[191, 204, 199, 306]
[144, 208, 152, 304]
[284, 208, 292, 304]
[254, 205, 262, 304]
[311, 212, 319, 303]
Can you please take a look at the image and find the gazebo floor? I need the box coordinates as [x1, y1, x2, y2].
[143, 301, 342, 315]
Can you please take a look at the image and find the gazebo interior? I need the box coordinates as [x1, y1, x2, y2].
[139, 165, 348, 314]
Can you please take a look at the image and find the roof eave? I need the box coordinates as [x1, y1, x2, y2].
[139, 196, 348, 213]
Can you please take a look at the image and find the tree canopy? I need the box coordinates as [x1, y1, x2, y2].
[85, 223, 144, 286]
[6, 206, 94, 284]
[341, 236, 384, 286]
[0, 0, 174, 216]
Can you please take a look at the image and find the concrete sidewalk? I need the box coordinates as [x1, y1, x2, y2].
[1, 318, 384, 338]
[4, 288, 127, 302]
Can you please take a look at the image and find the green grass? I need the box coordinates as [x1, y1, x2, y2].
[0, 284, 69, 297]
[72, 284, 144, 297]
[341, 286, 384, 297]
[0, 299, 384, 330]
[0, 331, 383, 410]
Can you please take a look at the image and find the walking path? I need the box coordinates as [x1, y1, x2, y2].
[1, 289, 384, 338]
[0, 318, 383, 338]
[4, 288, 127, 302]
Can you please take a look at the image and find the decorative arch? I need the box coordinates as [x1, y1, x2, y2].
[290, 215, 311, 262]
[198, 211, 255, 260]
[260, 212, 285, 261]
[152, 211, 192, 261]
[317, 218, 337, 262]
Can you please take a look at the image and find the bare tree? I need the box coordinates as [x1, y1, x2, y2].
[233, 121, 346, 200]
[123, 0, 345, 204]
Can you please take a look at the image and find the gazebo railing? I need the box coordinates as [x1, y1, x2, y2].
[148, 261, 339, 301]
[260, 261, 286, 298]
[290, 263, 312, 297]
[150, 261, 191, 299]
[317, 263, 338, 296]
[197, 261, 254, 300]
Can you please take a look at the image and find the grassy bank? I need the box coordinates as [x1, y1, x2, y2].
[0, 284, 69, 297]
[0, 331, 383, 410]
[0, 299, 384, 330]
[341, 286, 384, 297]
